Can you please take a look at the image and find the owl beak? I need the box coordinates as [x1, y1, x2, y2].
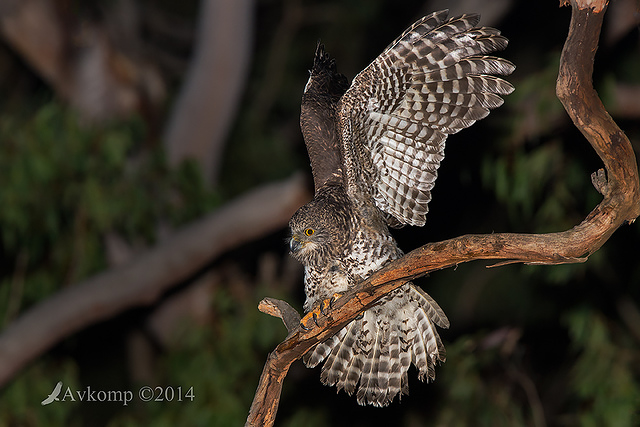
[289, 236, 303, 253]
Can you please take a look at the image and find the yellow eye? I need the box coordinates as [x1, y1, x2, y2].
[304, 228, 315, 237]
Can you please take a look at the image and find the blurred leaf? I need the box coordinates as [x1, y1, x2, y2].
[565, 308, 640, 427]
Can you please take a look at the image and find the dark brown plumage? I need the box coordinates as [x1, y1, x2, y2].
[299, 45, 350, 192]
[289, 10, 514, 406]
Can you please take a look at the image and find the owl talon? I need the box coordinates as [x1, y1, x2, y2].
[319, 301, 328, 316]
[329, 292, 343, 309]
[313, 312, 321, 327]
[319, 292, 343, 316]
[300, 310, 321, 331]
[301, 293, 345, 330]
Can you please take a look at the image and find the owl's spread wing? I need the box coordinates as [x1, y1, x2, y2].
[339, 10, 515, 227]
[301, 44, 350, 192]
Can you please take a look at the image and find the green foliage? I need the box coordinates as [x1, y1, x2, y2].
[0, 359, 80, 427]
[432, 310, 640, 427]
[565, 308, 640, 427]
[434, 335, 528, 427]
[0, 103, 220, 317]
[481, 134, 598, 234]
[108, 286, 284, 427]
[0, 102, 220, 425]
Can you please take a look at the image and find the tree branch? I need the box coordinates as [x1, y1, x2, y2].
[245, 1, 640, 425]
[0, 173, 310, 387]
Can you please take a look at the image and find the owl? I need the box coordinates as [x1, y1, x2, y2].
[288, 10, 514, 406]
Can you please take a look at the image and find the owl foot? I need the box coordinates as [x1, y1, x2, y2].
[320, 292, 343, 315]
[300, 310, 320, 331]
[300, 293, 343, 331]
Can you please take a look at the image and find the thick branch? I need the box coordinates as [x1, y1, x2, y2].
[556, 0, 640, 226]
[246, 1, 640, 425]
[0, 174, 309, 387]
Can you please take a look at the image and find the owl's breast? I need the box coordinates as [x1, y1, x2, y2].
[303, 263, 353, 312]
[344, 228, 400, 280]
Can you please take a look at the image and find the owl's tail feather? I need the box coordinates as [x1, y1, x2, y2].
[303, 284, 448, 407]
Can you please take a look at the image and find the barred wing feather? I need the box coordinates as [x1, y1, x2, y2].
[339, 10, 515, 226]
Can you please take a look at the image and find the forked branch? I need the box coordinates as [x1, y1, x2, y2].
[246, 1, 640, 425]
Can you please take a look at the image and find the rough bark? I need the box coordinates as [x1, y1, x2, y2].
[245, 1, 640, 425]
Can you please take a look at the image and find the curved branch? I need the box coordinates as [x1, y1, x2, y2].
[246, 1, 640, 425]
[0, 173, 310, 387]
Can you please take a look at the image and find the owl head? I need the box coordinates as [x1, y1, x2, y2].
[288, 193, 350, 267]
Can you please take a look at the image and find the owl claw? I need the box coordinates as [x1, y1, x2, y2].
[319, 302, 328, 316]
[319, 292, 343, 315]
[300, 311, 321, 331]
[299, 321, 311, 331]
[329, 292, 343, 308]
[301, 293, 344, 331]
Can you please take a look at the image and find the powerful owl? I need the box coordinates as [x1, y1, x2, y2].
[288, 10, 514, 407]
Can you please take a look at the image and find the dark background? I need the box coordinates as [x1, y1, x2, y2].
[0, 0, 638, 426]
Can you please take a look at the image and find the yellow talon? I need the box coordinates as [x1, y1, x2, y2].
[320, 293, 344, 316]
[320, 299, 331, 315]
[300, 293, 344, 330]
[300, 310, 320, 330]
[329, 292, 343, 308]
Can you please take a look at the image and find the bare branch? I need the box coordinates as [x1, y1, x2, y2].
[258, 298, 301, 337]
[0, 173, 310, 387]
[245, 1, 640, 425]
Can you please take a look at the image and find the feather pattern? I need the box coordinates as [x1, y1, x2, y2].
[340, 11, 515, 226]
[303, 285, 448, 406]
[288, 9, 513, 407]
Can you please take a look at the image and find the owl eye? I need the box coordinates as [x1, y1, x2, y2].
[304, 228, 315, 237]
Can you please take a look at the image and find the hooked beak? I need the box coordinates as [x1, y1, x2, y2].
[289, 236, 303, 253]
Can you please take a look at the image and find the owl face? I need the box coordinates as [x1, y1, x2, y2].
[288, 201, 346, 267]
